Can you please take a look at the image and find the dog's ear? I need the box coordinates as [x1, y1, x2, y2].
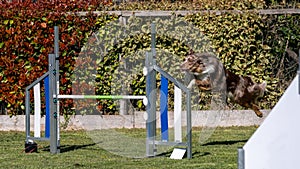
[259, 81, 267, 91]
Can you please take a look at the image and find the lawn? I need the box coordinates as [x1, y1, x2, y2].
[0, 126, 257, 169]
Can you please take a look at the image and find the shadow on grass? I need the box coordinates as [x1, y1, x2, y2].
[42, 142, 102, 153]
[201, 139, 248, 146]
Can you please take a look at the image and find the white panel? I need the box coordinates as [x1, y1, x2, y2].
[170, 148, 186, 159]
[57, 81, 60, 141]
[244, 75, 300, 169]
[34, 83, 41, 137]
[174, 86, 182, 142]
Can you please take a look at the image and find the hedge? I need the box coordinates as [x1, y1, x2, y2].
[0, 0, 116, 115]
[0, 0, 299, 116]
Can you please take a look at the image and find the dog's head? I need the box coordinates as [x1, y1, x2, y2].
[180, 53, 206, 75]
[247, 81, 266, 98]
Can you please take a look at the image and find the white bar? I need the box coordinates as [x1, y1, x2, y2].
[56, 95, 146, 100]
[174, 86, 182, 142]
[57, 95, 84, 99]
[56, 81, 60, 142]
[34, 83, 41, 138]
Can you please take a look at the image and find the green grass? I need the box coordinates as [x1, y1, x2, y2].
[0, 126, 257, 169]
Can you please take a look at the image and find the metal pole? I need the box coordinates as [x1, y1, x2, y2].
[54, 26, 59, 59]
[186, 90, 192, 159]
[119, 55, 129, 115]
[238, 148, 245, 169]
[146, 23, 157, 157]
[49, 53, 58, 154]
[25, 89, 30, 141]
[151, 23, 156, 58]
[146, 51, 157, 157]
[54, 26, 60, 153]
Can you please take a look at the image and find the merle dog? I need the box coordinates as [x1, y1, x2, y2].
[181, 52, 266, 118]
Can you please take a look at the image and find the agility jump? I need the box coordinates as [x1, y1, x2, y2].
[25, 25, 192, 158]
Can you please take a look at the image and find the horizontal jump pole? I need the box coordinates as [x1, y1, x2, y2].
[57, 95, 146, 100]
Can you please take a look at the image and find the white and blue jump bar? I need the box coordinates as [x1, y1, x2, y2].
[33, 77, 50, 138]
[160, 76, 182, 142]
[31, 86, 147, 139]
[160, 76, 169, 141]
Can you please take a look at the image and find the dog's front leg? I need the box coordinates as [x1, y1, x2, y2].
[195, 79, 211, 91]
[187, 79, 196, 89]
[238, 101, 263, 118]
[251, 104, 263, 118]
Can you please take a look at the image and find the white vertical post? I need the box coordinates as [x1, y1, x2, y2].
[174, 86, 182, 142]
[33, 83, 41, 137]
[56, 80, 60, 142]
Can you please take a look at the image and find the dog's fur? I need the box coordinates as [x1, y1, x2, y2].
[181, 52, 266, 118]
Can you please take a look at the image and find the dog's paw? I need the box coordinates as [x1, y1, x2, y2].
[255, 110, 263, 118]
[187, 79, 196, 89]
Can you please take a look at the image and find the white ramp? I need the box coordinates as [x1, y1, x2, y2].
[243, 75, 300, 169]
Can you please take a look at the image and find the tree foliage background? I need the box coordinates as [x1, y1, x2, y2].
[0, 0, 299, 115]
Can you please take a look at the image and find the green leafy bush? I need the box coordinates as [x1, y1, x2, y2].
[1, 0, 299, 115]
[0, 0, 115, 115]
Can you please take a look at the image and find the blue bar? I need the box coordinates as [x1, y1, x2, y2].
[160, 75, 169, 141]
[44, 76, 50, 138]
